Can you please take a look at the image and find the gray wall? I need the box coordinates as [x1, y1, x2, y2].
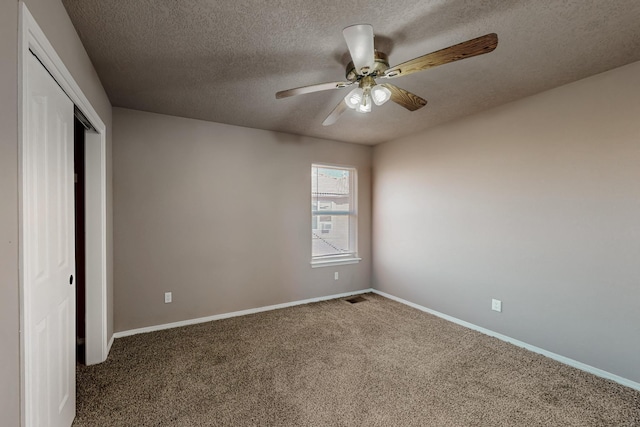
[372, 61, 640, 383]
[0, 2, 20, 425]
[0, 1, 113, 424]
[113, 108, 372, 332]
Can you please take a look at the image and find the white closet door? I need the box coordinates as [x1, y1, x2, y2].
[24, 52, 76, 427]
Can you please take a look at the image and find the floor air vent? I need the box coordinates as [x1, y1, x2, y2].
[345, 295, 367, 304]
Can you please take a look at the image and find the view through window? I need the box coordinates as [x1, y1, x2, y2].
[311, 164, 357, 262]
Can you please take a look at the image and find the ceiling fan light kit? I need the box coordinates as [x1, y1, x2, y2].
[344, 78, 392, 113]
[276, 24, 498, 126]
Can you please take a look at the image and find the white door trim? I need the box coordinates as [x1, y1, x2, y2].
[19, 1, 109, 424]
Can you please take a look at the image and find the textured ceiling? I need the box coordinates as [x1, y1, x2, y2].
[62, 0, 640, 145]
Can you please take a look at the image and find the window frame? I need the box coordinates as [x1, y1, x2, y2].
[310, 163, 361, 268]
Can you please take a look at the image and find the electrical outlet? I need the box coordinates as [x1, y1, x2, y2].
[165, 292, 172, 303]
[334, 272, 339, 281]
[491, 298, 502, 312]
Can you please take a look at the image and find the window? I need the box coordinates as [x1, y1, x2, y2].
[311, 164, 360, 267]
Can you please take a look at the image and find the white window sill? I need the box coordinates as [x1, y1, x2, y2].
[310, 257, 362, 268]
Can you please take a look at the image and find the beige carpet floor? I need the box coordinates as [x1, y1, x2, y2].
[74, 293, 640, 426]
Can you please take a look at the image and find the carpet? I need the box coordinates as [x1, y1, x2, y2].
[74, 293, 640, 426]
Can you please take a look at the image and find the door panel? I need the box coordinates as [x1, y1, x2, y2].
[24, 52, 76, 427]
[57, 298, 71, 412]
[34, 319, 49, 425]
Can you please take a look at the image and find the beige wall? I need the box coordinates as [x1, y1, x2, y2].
[113, 108, 372, 332]
[0, 1, 113, 424]
[373, 61, 640, 383]
[0, 1, 20, 425]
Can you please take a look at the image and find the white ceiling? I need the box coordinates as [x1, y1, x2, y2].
[62, 0, 640, 145]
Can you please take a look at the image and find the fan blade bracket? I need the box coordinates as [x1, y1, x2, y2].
[382, 70, 400, 78]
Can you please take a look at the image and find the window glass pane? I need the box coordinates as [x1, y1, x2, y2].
[312, 167, 350, 213]
[312, 215, 350, 257]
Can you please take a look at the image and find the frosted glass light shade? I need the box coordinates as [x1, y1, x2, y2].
[371, 85, 391, 106]
[344, 87, 363, 110]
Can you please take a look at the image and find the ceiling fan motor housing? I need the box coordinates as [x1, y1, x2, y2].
[346, 51, 389, 81]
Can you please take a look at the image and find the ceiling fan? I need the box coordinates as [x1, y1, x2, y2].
[276, 25, 498, 126]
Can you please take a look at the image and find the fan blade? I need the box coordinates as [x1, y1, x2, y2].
[383, 33, 498, 79]
[381, 84, 427, 111]
[276, 81, 352, 99]
[322, 99, 349, 126]
[343, 24, 375, 75]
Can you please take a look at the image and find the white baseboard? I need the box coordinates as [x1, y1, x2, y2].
[372, 289, 640, 392]
[113, 288, 373, 339]
[107, 334, 114, 353]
